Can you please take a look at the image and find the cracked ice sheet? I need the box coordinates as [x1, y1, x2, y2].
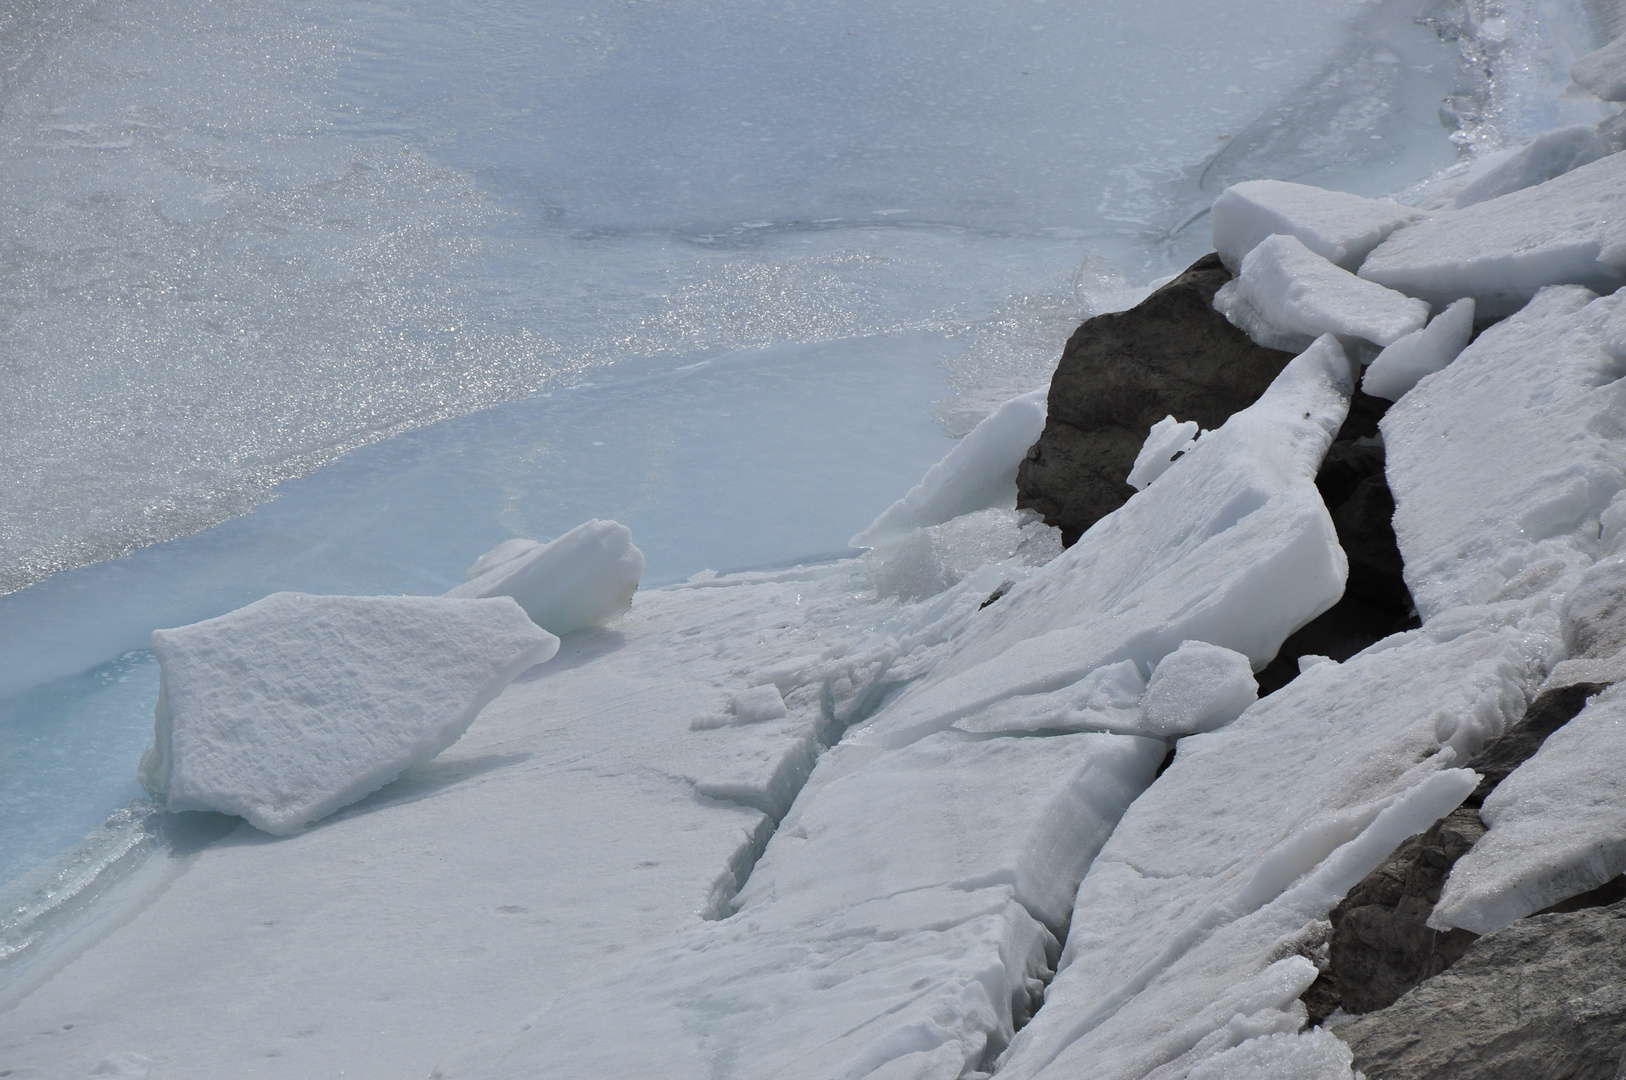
[850, 336, 1354, 751]
[446, 730, 1163, 1080]
[995, 610, 1554, 1080]
[0, 562, 924, 1080]
[1382, 286, 1626, 622]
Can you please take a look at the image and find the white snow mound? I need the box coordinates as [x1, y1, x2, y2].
[1211, 179, 1423, 272]
[1221, 233, 1429, 348]
[1359, 150, 1626, 315]
[1140, 640, 1258, 737]
[1361, 298, 1475, 402]
[137, 592, 559, 835]
[1572, 34, 1626, 101]
[851, 388, 1046, 548]
[448, 518, 644, 635]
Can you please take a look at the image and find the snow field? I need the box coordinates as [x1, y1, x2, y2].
[446, 518, 645, 635]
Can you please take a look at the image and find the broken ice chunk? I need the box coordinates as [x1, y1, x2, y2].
[1571, 33, 1626, 101]
[1139, 640, 1258, 737]
[1228, 234, 1430, 348]
[728, 684, 789, 724]
[1452, 126, 1624, 208]
[1126, 416, 1200, 492]
[1359, 151, 1626, 315]
[1211, 179, 1423, 272]
[1361, 298, 1475, 402]
[850, 388, 1047, 548]
[137, 593, 559, 835]
[448, 518, 644, 635]
[1430, 682, 1626, 934]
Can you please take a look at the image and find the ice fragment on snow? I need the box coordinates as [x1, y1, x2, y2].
[851, 388, 1046, 548]
[1227, 234, 1429, 348]
[1140, 641, 1258, 737]
[1297, 653, 1335, 674]
[1431, 682, 1626, 934]
[1572, 34, 1626, 100]
[137, 592, 559, 835]
[1382, 286, 1626, 620]
[1126, 416, 1200, 492]
[728, 683, 788, 724]
[1359, 151, 1626, 315]
[1361, 298, 1475, 402]
[1210, 179, 1423, 272]
[447, 518, 643, 635]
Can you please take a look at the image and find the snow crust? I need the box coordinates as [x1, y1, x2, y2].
[1382, 286, 1626, 620]
[1127, 417, 1201, 492]
[1218, 234, 1430, 348]
[851, 389, 1047, 548]
[1210, 179, 1423, 272]
[1359, 150, 1626, 314]
[1360, 298, 1475, 401]
[1431, 680, 1626, 934]
[137, 593, 558, 835]
[446, 519, 644, 635]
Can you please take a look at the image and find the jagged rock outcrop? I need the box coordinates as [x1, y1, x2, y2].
[1336, 899, 1626, 1080]
[1015, 253, 1296, 544]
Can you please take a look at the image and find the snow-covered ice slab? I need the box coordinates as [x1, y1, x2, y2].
[137, 592, 558, 835]
[1361, 298, 1474, 401]
[1572, 34, 1626, 101]
[1382, 286, 1626, 621]
[996, 613, 1547, 1080]
[851, 388, 1046, 547]
[447, 518, 644, 635]
[1218, 234, 1429, 347]
[853, 336, 1354, 749]
[1359, 151, 1626, 314]
[1211, 179, 1423, 272]
[1431, 680, 1626, 934]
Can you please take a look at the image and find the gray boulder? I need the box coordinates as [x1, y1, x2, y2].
[1337, 899, 1626, 1080]
[1015, 253, 1296, 545]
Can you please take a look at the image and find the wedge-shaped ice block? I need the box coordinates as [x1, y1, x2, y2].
[138, 592, 559, 835]
[1223, 234, 1429, 348]
[1360, 298, 1474, 402]
[1359, 150, 1626, 315]
[1431, 681, 1626, 934]
[1211, 179, 1423, 272]
[448, 518, 644, 636]
[1382, 286, 1626, 620]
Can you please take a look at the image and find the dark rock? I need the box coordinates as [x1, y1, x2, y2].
[1337, 899, 1626, 1080]
[1461, 680, 1610, 807]
[1322, 808, 1485, 1015]
[1016, 253, 1297, 545]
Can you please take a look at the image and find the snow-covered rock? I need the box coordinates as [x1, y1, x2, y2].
[851, 388, 1047, 548]
[1359, 151, 1626, 314]
[447, 519, 644, 635]
[1211, 179, 1423, 272]
[1217, 234, 1430, 348]
[1430, 681, 1626, 934]
[1571, 33, 1626, 101]
[1126, 416, 1200, 491]
[1139, 640, 1258, 737]
[1382, 286, 1626, 621]
[1360, 298, 1475, 401]
[137, 592, 559, 835]
[854, 336, 1354, 750]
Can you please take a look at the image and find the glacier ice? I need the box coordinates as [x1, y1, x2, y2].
[1382, 286, 1626, 620]
[1219, 233, 1430, 348]
[1431, 680, 1626, 934]
[1139, 640, 1258, 737]
[446, 519, 644, 636]
[1359, 150, 1626, 314]
[1360, 297, 1475, 402]
[137, 593, 558, 835]
[1210, 179, 1423, 273]
[851, 388, 1047, 548]
[1126, 416, 1201, 492]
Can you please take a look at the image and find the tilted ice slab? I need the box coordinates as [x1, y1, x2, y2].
[851, 336, 1353, 749]
[1359, 150, 1626, 315]
[1210, 179, 1424, 273]
[1452, 124, 1626, 208]
[1432, 680, 1626, 934]
[1361, 298, 1475, 402]
[996, 611, 1549, 1080]
[446, 518, 644, 636]
[137, 593, 559, 835]
[1572, 34, 1626, 101]
[1216, 234, 1430, 348]
[851, 388, 1047, 548]
[1382, 286, 1626, 621]
[1126, 416, 1201, 492]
